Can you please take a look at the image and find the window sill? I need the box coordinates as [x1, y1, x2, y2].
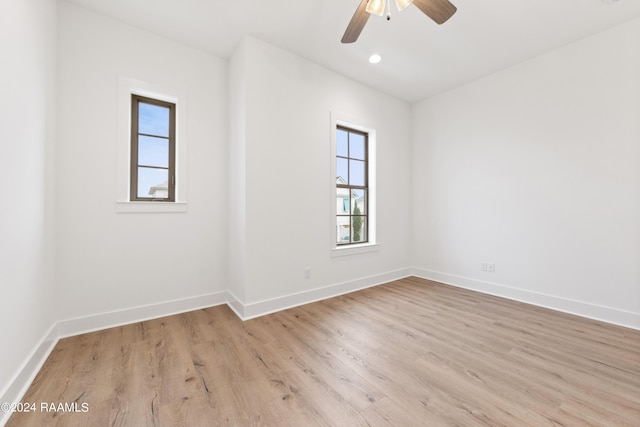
[331, 243, 379, 258]
[116, 202, 187, 213]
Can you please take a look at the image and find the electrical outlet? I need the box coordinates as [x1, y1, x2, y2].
[304, 268, 311, 279]
[481, 263, 488, 272]
[488, 263, 495, 273]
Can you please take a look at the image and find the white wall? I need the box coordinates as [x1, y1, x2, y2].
[230, 37, 412, 313]
[228, 42, 248, 306]
[56, 2, 229, 322]
[0, 0, 57, 406]
[412, 18, 640, 328]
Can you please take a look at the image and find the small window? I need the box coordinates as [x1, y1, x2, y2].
[336, 126, 368, 245]
[130, 95, 176, 201]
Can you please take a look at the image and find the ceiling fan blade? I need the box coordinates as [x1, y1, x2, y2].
[341, 0, 371, 43]
[412, 0, 457, 25]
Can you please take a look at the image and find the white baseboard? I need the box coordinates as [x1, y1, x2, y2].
[238, 268, 412, 320]
[412, 267, 640, 330]
[56, 291, 228, 338]
[0, 324, 58, 427]
[226, 291, 245, 319]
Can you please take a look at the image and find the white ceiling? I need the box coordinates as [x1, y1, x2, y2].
[65, 0, 640, 103]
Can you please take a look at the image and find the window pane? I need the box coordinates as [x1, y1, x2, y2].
[336, 188, 350, 213]
[350, 133, 365, 160]
[351, 190, 366, 215]
[138, 135, 169, 168]
[336, 157, 348, 183]
[350, 159, 365, 186]
[351, 216, 366, 243]
[337, 129, 348, 157]
[137, 167, 168, 198]
[139, 102, 170, 137]
[336, 216, 350, 244]
[336, 188, 351, 215]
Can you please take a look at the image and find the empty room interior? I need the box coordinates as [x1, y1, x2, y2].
[2, 0, 639, 425]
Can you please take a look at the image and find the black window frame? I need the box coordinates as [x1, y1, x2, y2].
[130, 94, 176, 202]
[336, 125, 369, 246]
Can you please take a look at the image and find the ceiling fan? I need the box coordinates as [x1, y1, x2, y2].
[342, 0, 457, 43]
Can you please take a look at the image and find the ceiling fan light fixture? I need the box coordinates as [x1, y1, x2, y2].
[366, 0, 386, 16]
[341, 0, 457, 44]
[395, 0, 413, 11]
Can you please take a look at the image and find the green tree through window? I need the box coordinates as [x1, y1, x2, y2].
[353, 201, 363, 242]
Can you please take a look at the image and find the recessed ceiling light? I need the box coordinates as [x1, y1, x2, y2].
[369, 54, 382, 64]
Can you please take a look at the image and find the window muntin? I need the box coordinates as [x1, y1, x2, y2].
[336, 126, 368, 245]
[130, 95, 176, 201]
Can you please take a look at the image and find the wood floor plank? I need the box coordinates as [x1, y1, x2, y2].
[7, 277, 640, 426]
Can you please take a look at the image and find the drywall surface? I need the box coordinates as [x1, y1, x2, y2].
[412, 18, 640, 327]
[0, 0, 57, 403]
[228, 42, 248, 305]
[56, 3, 229, 320]
[233, 37, 413, 305]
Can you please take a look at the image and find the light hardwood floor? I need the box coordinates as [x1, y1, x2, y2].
[6, 277, 640, 426]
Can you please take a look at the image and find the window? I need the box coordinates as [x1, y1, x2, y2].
[330, 112, 377, 256]
[130, 95, 176, 202]
[117, 77, 187, 212]
[336, 126, 368, 245]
